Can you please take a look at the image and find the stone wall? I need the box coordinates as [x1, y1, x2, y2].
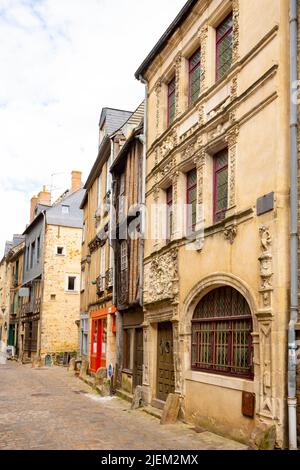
[41, 224, 82, 356]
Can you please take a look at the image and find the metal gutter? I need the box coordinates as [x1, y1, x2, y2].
[288, 0, 298, 451]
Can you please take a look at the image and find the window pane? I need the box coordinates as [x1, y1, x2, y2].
[192, 287, 253, 378]
[168, 78, 176, 125]
[216, 14, 233, 80]
[189, 50, 201, 104]
[68, 276, 76, 291]
[216, 14, 233, 41]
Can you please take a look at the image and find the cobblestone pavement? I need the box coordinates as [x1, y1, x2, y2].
[0, 362, 247, 450]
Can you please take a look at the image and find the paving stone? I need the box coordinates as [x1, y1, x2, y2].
[0, 362, 247, 450]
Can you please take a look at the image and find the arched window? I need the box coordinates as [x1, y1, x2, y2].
[191, 286, 253, 379]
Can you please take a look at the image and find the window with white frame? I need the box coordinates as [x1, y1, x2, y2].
[56, 246, 65, 256]
[62, 205, 69, 215]
[67, 275, 77, 292]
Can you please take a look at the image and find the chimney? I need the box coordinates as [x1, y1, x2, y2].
[30, 196, 38, 224]
[71, 170, 82, 193]
[29, 186, 51, 224]
[38, 186, 51, 206]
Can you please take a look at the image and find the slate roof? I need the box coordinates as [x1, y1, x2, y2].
[99, 108, 133, 136]
[46, 188, 85, 229]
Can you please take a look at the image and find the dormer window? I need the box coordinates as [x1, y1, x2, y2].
[62, 205, 69, 215]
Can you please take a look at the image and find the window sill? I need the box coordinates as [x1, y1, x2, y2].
[185, 370, 254, 393]
[65, 290, 78, 294]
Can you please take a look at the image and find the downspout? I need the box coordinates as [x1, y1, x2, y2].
[38, 210, 46, 362]
[109, 139, 116, 306]
[138, 75, 148, 307]
[288, 0, 298, 451]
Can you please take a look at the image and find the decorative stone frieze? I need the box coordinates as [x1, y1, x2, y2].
[174, 51, 182, 118]
[160, 157, 176, 180]
[232, 0, 240, 63]
[160, 130, 178, 161]
[144, 248, 179, 305]
[230, 76, 238, 100]
[198, 24, 208, 92]
[225, 125, 239, 207]
[224, 224, 238, 244]
[258, 226, 273, 308]
[155, 79, 162, 138]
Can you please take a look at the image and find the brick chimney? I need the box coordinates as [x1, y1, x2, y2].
[38, 186, 51, 206]
[29, 186, 51, 224]
[71, 171, 82, 193]
[30, 195, 38, 224]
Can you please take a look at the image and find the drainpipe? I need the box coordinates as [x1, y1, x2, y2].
[288, 0, 298, 451]
[109, 139, 116, 306]
[138, 75, 148, 307]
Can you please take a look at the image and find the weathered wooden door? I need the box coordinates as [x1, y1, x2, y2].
[157, 322, 175, 401]
[134, 328, 143, 388]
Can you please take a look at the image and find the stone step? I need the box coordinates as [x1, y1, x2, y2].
[142, 405, 163, 420]
[115, 388, 133, 404]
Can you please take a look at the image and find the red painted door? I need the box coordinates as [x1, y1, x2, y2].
[90, 317, 107, 372]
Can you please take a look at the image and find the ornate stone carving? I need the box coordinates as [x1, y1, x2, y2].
[198, 103, 205, 125]
[144, 248, 179, 305]
[194, 150, 205, 206]
[160, 157, 175, 180]
[225, 126, 239, 207]
[160, 130, 177, 160]
[224, 224, 238, 244]
[155, 79, 162, 138]
[258, 322, 274, 419]
[182, 141, 197, 161]
[208, 123, 226, 141]
[232, 0, 240, 63]
[258, 226, 273, 308]
[173, 321, 183, 393]
[174, 51, 182, 118]
[199, 24, 208, 92]
[230, 76, 238, 100]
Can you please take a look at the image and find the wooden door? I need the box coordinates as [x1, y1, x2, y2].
[134, 328, 143, 388]
[157, 322, 175, 401]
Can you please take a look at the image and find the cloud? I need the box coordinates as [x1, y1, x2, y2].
[0, 0, 186, 256]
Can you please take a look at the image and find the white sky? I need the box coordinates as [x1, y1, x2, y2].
[0, 0, 186, 256]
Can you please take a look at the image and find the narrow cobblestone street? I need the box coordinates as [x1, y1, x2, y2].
[0, 362, 247, 450]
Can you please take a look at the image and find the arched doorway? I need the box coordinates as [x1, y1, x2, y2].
[191, 286, 254, 379]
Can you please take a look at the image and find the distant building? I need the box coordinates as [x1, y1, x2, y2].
[0, 235, 25, 354]
[21, 171, 84, 364]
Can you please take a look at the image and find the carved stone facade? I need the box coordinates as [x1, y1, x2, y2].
[138, 0, 290, 448]
[143, 249, 179, 306]
[226, 125, 239, 208]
